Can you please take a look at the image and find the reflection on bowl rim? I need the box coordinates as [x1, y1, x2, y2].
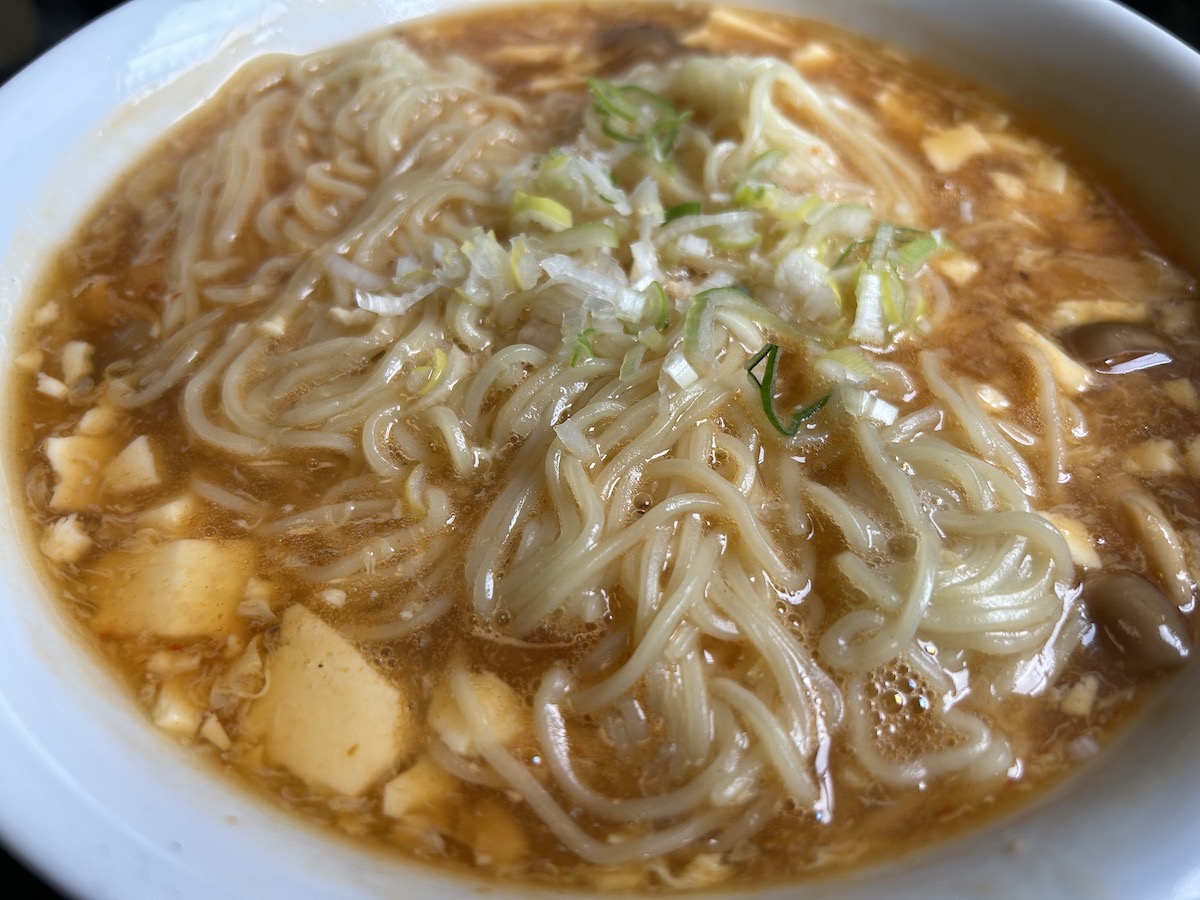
[1, 1, 1199, 897]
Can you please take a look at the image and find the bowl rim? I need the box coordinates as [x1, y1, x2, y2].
[2, 1, 1200, 898]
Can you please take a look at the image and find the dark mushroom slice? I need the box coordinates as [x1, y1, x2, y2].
[1081, 572, 1191, 675]
[599, 23, 684, 73]
[1060, 321, 1176, 375]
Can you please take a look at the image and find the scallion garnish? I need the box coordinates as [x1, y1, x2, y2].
[664, 201, 703, 223]
[511, 191, 574, 232]
[644, 280, 670, 331]
[587, 78, 691, 162]
[733, 148, 786, 209]
[683, 285, 751, 365]
[569, 328, 596, 366]
[532, 221, 620, 253]
[745, 343, 829, 436]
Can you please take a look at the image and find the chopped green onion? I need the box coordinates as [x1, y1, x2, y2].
[391, 267, 433, 289]
[894, 231, 941, 273]
[587, 78, 691, 161]
[745, 343, 829, 436]
[836, 224, 942, 273]
[643, 281, 670, 331]
[508, 236, 539, 290]
[849, 265, 887, 345]
[683, 289, 715, 363]
[569, 328, 596, 366]
[412, 347, 449, 395]
[619, 343, 646, 380]
[662, 347, 699, 388]
[878, 263, 905, 324]
[711, 230, 763, 251]
[532, 221, 620, 253]
[867, 223, 896, 265]
[588, 77, 641, 122]
[664, 202, 702, 223]
[733, 149, 786, 210]
[512, 190, 574, 232]
[833, 239, 869, 269]
[684, 285, 753, 364]
[542, 148, 569, 170]
[818, 347, 879, 383]
[638, 325, 666, 352]
[733, 182, 777, 209]
[741, 148, 787, 184]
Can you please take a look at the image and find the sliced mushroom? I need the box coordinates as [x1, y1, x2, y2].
[1060, 321, 1176, 375]
[1081, 572, 1191, 675]
[599, 23, 683, 73]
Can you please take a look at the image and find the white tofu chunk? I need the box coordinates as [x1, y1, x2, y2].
[88, 539, 256, 637]
[32, 300, 59, 327]
[458, 797, 529, 868]
[61, 341, 94, 386]
[1045, 298, 1145, 330]
[382, 756, 458, 820]
[242, 606, 416, 796]
[1033, 157, 1068, 193]
[1123, 438, 1182, 477]
[103, 435, 161, 493]
[138, 494, 200, 532]
[39, 515, 93, 564]
[1011, 321, 1093, 394]
[933, 251, 980, 286]
[153, 678, 202, 738]
[1060, 674, 1100, 718]
[429, 669, 525, 756]
[1041, 512, 1102, 570]
[1163, 378, 1200, 413]
[36, 372, 68, 400]
[77, 401, 119, 436]
[988, 171, 1026, 200]
[920, 124, 990, 173]
[45, 434, 119, 510]
[656, 854, 735, 890]
[14, 348, 43, 373]
[200, 715, 232, 751]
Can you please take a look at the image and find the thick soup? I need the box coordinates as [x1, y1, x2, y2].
[11, 1, 1200, 891]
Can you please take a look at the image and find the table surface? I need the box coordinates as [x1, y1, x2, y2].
[1, 0, 1197, 897]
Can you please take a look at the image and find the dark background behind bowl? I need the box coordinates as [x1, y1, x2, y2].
[0, 0, 1196, 897]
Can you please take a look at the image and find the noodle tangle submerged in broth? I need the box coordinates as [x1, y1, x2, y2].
[15, 3, 1200, 889]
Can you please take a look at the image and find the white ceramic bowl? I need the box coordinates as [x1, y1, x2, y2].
[2, 1, 1199, 897]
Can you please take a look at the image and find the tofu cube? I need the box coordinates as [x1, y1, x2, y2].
[242, 605, 416, 796]
[61, 341, 94, 386]
[77, 401, 120, 436]
[458, 798, 529, 867]
[138, 493, 201, 532]
[39, 515, 93, 564]
[921, 124, 990, 173]
[88, 539, 256, 637]
[429, 669, 525, 756]
[382, 756, 458, 821]
[1061, 674, 1100, 718]
[103, 435, 162, 493]
[1041, 512, 1102, 570]
[1011, 321, 1093, 394]
[153, 677, 203, 738]
[45, 434, 119, 510]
